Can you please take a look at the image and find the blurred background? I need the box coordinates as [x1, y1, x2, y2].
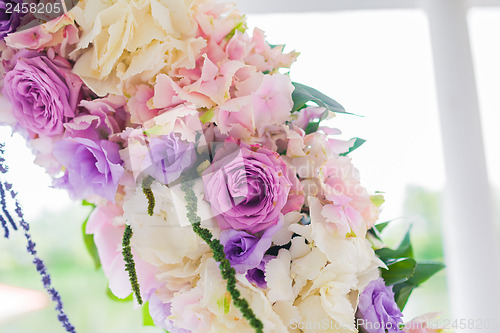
[1, 2, 500, 332]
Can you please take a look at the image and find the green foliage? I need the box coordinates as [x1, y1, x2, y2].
[225, 15, 247, 40]
[376, 229, 413, 260]
[339, 138, 366, 156]
[199, 108, 215, 124]
[142, 302, 155, 326]
[381, 258, 417, 285]
[373, 221, 445, 310]
[81, 202, 101, 270]
[291, 82, 348, 114]
[370, 194, 385, 208]
[304, 121, 320, 135]
[292, 82, 360, 136]
[82, 200, 96, 207]
[373, 221, 390, 234]
[392, 262, 445, 309]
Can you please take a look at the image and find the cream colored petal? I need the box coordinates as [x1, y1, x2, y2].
[272, 211, 302, 246]
[291, 247, 327, 281]
[72, 51, 123, 96]
[272, 301, 302, 333]
[266, 249, 294, 303]
[150, 0, 176, 34]
[289, 236, 310, 260]
[119, 41, 166, 80]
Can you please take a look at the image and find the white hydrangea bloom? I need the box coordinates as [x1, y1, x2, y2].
[71, 0, 208, 95]
[123, 180, 216, 297]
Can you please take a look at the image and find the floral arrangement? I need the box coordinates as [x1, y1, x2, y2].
[0, 0, 444, 332]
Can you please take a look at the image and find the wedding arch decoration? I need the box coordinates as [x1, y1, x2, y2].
[0, 0, 444, 332]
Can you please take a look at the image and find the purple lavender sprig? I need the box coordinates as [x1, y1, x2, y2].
[0, 214, 8, 238]
[0, 180, 17, 231]
[0, 143, 77, 333]
[0, 143, 7, 174]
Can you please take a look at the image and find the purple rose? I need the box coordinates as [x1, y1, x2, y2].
[203, 142, 291, 233]
[2, 50, 82, 137]
[54, 138, 124, 202]
[143, 133, 196, 185]
[356, 278, 404, 333]
[64, 96, 128, 140]
[0, 0, 24, 39]
[220, 218, 282, 273]
[246, 255, 273, 288]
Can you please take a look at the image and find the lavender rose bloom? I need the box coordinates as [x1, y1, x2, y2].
[0, 0, 24, 39]
[2, 50, 82, 137]
[246, 255, 273, 288]
[220, 219, 282, 273]
[64, 96, 128, 141]
[54, 138, 124, 202]
[143, 133, 196, 185]
[203, 142, 291, 233]
[356, 278, 404, 333]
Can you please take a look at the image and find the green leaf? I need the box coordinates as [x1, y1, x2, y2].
[390, 261, 445, 310]
[106, 287, 133, 302]
[82, 200, 95, 207]
[291, 82, 349, 114]
[368, 220, 391, 241]
[199, 108, 215, 124]
[144, 125, 163, 136]
[370, 194, 385, 208]
[376, 228, 413, 262]
[392, 282, 415, 310]
[225, 15, 247, 40]
[339, 137, 366, 156]
[81, 209, 101, 270]
[381, 258, 416, 285]
[143, 302, 155, 326]
[408, 261, 445, 286]
[304, 121, 320, 135]
[374, 221, 390, 233]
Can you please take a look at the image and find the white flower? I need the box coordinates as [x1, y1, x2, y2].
[282, 196, 384, 332]
[70, 0, 207, 96]
[169, 257, 290, 332]
[122, 180, 212, 274]
[295, 293, 357, 333]
[291, 247, 327, 281]
[266, 249, 294, 303]
[272, 211, 302, 246]
[272, 301, 302, 333]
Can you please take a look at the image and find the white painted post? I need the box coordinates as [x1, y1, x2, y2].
[422, 0, 500, 328]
